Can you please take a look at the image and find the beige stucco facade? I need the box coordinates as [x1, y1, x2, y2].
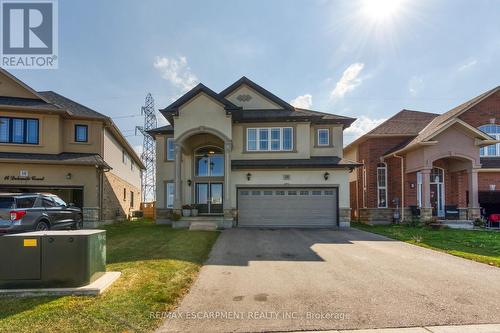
[0, 69, 144, 223]
[153, 78, 355, 227]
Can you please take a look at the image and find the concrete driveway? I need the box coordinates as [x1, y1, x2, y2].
[157, 228, 500, 333]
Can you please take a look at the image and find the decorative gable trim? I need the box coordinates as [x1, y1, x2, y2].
[220, 76, 294, 110]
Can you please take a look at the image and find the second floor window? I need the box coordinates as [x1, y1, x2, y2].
[247, 127, 293, 151]
[480, 124, 500, 157]
[0, 117, 39, 144]
[317, 128, 330, 146]
[75, 124, 88, 142]
[166, 138, 175, 160]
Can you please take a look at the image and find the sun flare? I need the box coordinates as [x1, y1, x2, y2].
[362, 0, 405, 22]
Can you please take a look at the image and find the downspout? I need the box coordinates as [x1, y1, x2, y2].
[393, 154, 405, 222]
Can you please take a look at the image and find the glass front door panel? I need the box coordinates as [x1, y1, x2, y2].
[210, 183, 223, 214]
[196, 183, 209, 214]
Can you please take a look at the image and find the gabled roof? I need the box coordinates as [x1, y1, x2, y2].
[231, 108, 355, 127]
[366, 109, 439, 136]
[161, 83, 240, 114]
[220, 76, 294, 110]
[344, 109, 438, 151]
[0, 152, 111, 169]
[147, 124, 174, 136]
[0, 68, 50, 102]
[38, 91, 109, 120]
[0, 96, 61, 111]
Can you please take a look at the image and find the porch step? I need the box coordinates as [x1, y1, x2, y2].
[189, 221, 218, 231]
[439, 220, 474, 230]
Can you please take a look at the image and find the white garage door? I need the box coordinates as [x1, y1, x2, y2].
[237, 188, 338, 227]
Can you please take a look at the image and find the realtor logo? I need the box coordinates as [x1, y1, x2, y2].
[1, 0, 58, 68]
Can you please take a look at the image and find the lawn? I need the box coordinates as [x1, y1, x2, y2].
[353, 222, 500, 268]
[0, 219, 219, 333]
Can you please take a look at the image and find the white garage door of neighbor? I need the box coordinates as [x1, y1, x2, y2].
[237, 188, 338, 227]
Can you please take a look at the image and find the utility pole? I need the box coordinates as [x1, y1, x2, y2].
[135, 93, 157, 202]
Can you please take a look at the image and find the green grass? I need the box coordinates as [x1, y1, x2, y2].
[353, 222, 500, 267]
[0, 219, 219, 333]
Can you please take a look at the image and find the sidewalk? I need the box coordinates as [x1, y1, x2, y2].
[295, 323, 500, 333]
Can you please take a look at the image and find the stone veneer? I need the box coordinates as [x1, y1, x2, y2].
[339, 207, 351, 227]
[102, 172, 141, 222]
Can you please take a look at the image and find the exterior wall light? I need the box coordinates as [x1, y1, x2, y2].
[246, 173, 251, 181]
[66, 173, 72, 180]
[187, 179, 192, 186]
[323, 172, 330, 181]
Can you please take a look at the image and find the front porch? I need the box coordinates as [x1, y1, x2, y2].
[171, 127, 235, 224]
[413, 156, 481, 222]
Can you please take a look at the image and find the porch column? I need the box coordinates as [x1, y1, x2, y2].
[420, 169, 432, 221]
[468, 168, 480, 219]
[223, 141, 232, 214]
[173, 143, 182, 211]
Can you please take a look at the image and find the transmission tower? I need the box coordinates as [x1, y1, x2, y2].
[135, 93, 157, 202]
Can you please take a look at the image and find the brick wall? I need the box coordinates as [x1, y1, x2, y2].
[459, 90, 500, 128]
[357, 137, 413, 209]
[102, 171, 141, 221]
[479, 172, 500, 191]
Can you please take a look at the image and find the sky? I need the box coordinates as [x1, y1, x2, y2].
[10, 0, 500, 154]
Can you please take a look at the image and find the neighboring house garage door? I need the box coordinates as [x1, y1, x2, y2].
[237, 188, 338, 227]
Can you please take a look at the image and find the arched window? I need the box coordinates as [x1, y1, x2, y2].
[194, 146, 224, 177]
[377, 162, 387, 208]
[479, 124, 500, 157]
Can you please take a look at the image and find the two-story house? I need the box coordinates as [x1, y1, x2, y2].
[149, 77, 359, 228]
[0, 68, 144, 223]
[345, 86, 500, 224]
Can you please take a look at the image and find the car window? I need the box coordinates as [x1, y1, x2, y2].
[42, 197, 57, 208]
[52, 196, 67, 207]
[0, 197, 14, 209]
[15, 197, 37, 208]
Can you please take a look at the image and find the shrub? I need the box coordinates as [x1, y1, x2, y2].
[474, 218, 485, 227]
[170, 212, 181, 221]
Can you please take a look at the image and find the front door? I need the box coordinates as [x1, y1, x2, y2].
[430, 183, 445, 217]
[196, 183, 223, 214]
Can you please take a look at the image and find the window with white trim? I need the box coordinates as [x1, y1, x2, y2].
[479, 124, 500, 157]
[246, 127, 293, 151]
[166, 182, 175, 208]
[317, 128, 330, 146]
[377, 162, 387, 208]
[166, 138, 175, 160]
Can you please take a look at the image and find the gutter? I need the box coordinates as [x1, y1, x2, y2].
[393, 154, 405, 222]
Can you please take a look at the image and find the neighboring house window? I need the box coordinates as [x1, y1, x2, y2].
[417, 171, 423, 208]
[122, 150, 129, 165]
[130, 191, 134, 208]
[0, 117, 39, 144]
[74, 124, 88, 142]
[131, 162, 135, 171]
[479, 124, 500, 157]
[166, 138, 175, 160]
[123, 188, 126, 201]
[317, 128, 330, 146]
[246, 127, 293, 151]
[377, 162, 387, 208]
[166, 182, 175, 208]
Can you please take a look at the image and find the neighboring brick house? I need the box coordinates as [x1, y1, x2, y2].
[0, 68, 144, 223]
[344, 87, 500, 223]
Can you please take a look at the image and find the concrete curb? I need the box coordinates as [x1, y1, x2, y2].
[0, 271, 121, 297]
[294, 323, 500, 333]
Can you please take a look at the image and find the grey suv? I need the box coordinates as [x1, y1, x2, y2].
[0, 193, 83, 233]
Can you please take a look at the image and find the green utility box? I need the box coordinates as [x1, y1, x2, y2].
[0, 230, 106, 288]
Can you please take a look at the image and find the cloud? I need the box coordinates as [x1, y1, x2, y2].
[331, 63, 365, 99]
[153, 56, 198, 92]
[408, 76, 424, 96]
[344, 115, 387, 144]
[458, 59, 477, 71]
[290, 94, 312, 109]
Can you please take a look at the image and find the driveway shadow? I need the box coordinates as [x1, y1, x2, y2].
[206, 227, 394, 266]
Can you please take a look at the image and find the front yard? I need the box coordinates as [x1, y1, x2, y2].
[353, 223, 500, 268]
[0, 219, 219, 333]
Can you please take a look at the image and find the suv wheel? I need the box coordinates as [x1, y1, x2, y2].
[35, 221, 49, 231]
[73, 216, 83, 230]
